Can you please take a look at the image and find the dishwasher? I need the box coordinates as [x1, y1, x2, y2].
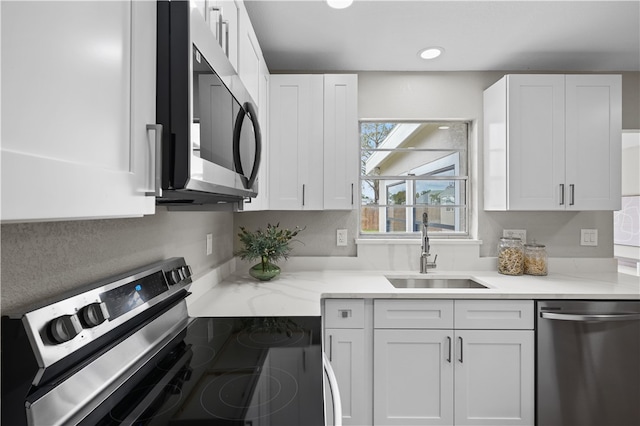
[536, 300, 640, 426]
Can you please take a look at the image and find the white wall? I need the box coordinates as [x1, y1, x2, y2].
[1, 209, 234, 313]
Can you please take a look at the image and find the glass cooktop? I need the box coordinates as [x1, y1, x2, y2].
[91, 316, 325, 426]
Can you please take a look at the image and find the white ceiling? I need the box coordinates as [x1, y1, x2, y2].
[244, 0, 640, 72]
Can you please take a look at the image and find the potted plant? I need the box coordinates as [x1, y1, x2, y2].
[236, 223, 304, 281]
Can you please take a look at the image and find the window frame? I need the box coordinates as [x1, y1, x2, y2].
[359, 120, 471, 239]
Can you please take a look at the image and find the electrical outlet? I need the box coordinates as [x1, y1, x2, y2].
[337, 229, 348, 246]
[580, 229, 598, 246]
[503, 229, 527, 242]
[206, 233, 213, 255]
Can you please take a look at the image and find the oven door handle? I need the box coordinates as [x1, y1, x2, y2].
[541, 312, 640, 322]
[118, 348, 193, 424]
[323, 352, 342, 426]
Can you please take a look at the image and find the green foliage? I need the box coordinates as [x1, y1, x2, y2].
[236, 223, 304, 270]
[389, 190, 406, 205]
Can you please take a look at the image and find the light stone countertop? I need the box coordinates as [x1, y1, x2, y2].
[187, 266, 640, 317]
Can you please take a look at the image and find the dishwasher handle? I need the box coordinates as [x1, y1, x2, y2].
[540, 312, 640, 322]
[323, 352, 342, 426]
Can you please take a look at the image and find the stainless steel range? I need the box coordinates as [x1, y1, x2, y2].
[2, 258, 329, 425]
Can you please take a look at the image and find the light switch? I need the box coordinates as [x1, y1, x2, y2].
[580, 229, 598, 246]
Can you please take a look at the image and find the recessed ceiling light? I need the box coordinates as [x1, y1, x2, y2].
[419, 47, 444, 60]
[327, 0, 353, 9]
[438, 125, 450, 130]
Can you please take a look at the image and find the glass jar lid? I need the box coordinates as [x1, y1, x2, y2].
[524, 242, 545, 248]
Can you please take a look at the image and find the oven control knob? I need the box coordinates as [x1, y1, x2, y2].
[167, 268, 182, 285]
[49, 314, 82, 344]
[80, 302, 109, 328]
[181, 265, 192, 279]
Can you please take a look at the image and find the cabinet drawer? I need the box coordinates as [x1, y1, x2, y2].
[374, 299, 454, 329]
[324, 299, 365, 329]
[454, 300, 534, 329]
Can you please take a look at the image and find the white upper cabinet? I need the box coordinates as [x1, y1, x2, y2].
[323, 74, 359, 210]
[484, 74, 621, 211]
[237, 1, 262, 106]
[1, 0, 157, 222]
[268, 74, 358, 211]
[565, 75, 622, 210]
[193, 0, 239, 71]
[269, 75, 324, 210]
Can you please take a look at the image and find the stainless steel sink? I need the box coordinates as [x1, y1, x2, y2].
[386, 277, 488, 289]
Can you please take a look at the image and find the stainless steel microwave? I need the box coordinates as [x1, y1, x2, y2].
[156, 0, 261, 208]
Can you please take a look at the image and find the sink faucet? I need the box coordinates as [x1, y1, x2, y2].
[420, 212, 437, 273]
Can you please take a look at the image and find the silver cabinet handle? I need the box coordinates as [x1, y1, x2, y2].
[146, 124, 163, 197]
[222, 20, 229, 57]
[569, 184, 575, 206]
[446, 336, 452, 363]
[351, 183, 354, 205]
[559, 184, 565, 205]
[209, 7, 223, 45]
[328, 334, 333, 361]
[458, 336, 463, 363]
[541, 312, 640, 322]
[302, 184, 306, 206]
[323, 352, 343, 426]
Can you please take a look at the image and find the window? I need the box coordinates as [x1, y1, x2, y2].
[360, 121, 469, 237]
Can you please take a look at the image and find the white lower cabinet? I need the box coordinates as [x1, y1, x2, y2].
[324, 298, 535, 426]
[323, 299, 372, 426]
[453, 330, 534, 426]
[325, 328, 369, 425]
[374, 299, 534, 426]
[374, 329, 454, 425]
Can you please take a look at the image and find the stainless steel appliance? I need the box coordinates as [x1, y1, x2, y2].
[156, 0, 261, 208]
[1, 258, 330, 425]
[536, 300, 640, 426]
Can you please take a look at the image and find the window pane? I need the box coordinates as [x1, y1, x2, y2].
[386, 181, 406, 205]
[360, 205, 467, 235]
[363, 150, 465, 177]
[360, 120, 469, 237]
[415, 180, 465, 206]
[361, 205, 382, 233]
[413, 206, 467, 234]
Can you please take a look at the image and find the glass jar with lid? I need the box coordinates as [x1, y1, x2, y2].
[498, 237, 524, 275]
[524, 242, 548, 276]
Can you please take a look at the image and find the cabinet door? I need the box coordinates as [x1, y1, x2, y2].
[237, 2, 261, 105]
[454, 330, 534, 426]
[269, 75, 323, 210]
[374, 329, 454, 426]
[1, 1, 156, 222]
[507, 74, 566, 210]
[219, 0, 239, 71]
[325, 328, 370, 426]
[565, 75, 622, 210]
[323, 74, 358, 210]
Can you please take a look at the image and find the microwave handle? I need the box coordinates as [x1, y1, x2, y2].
[145, 124, 163, 197]
[233, 102, 262, 190]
